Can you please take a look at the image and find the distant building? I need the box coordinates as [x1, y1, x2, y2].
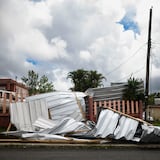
[0, 78, 28, 128]
[147, 105, 160, 121]
[85, 82, 144, 101]
[155, 98, 160, 105]
[0, 78, 29, 98]
[146, 98, 160, 121]
[85, 82, 144, 121]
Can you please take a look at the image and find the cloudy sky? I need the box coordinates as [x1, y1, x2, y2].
[0, 0, 160, 92]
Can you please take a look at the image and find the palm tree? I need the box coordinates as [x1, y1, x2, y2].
[67, 69, 88, 91]
[67, 69, 106, 92]
[123, 77, 144, 101]
[87, 70, 106, 88]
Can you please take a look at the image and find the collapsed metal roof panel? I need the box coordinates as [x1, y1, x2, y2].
[95, 109, 140, 141]
[10, 99, 49, 131]
[10, 91, 87, 131]
[8, 91, 160, 143]
[26, 91, 86, 101]
[21, 133, 70, 140]
[140, 125, 160, 143]
[26, 91, 86, 122]
[95, 109, 120, 138]
[33, 117, 90, 135]
[114, 116, 139, 140]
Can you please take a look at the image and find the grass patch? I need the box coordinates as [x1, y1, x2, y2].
[152, 121, 160, 126]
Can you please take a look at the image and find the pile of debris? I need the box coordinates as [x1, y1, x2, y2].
[2, 91, 160, 143]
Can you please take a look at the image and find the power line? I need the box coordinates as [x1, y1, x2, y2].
[116, 65, 145, 82]
[106, 43, 147, 76]
[152, 40, 160, 45]
[150, 40, 160, 55]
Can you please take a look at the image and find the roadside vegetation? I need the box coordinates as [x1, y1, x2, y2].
[123, 77, 144, 101]
[152, 121, 160, 126]
[67, 69, 106, 92]
[21, 70, 54, 96]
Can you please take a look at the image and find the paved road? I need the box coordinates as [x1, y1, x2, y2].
[0, 148, 160, 160]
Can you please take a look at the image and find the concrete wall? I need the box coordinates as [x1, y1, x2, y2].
[147, 105, 160, 121]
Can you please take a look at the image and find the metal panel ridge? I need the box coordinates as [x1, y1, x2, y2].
[94, 109, 139, 141]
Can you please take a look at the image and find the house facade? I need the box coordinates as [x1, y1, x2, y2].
[147, 98, 160, 121]
[0, 78, 28, 99]
[0, 78, 28, 128]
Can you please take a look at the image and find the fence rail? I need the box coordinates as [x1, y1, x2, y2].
[0, 90, 25, 114]
[86, 97, 143, 121]
[0, 90, 27, 127]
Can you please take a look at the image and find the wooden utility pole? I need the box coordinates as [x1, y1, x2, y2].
[145, 7, 152, 121]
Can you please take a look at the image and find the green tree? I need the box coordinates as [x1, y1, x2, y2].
[87, 70, 105, 88]
[67, 69, 88, 91]
[21, 70, 54, 95]
[148, 94, 155, 105]
[21, 70, 39, 95]
[67, 69, 106, 92]
[38, 75, 54, 93]
[123, 77, 144, 101]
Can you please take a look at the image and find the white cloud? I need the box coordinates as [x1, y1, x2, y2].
[79, 50, 92, 62]
[52, 69, 72, 91]
[0, 0, 160, 92]
[28, 0, 52, 28]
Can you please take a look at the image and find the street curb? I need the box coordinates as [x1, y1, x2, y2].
[0, 142, 160, 149]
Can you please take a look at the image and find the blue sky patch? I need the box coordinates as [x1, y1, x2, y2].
[118, 8, 140, 37]
[26, 58, 38, 65]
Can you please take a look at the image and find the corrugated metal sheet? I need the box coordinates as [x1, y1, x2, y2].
[94, 109, 139, 141]
[33, 117, 57, 129]
[94, 108, 160, 143]
[10, 99, 48, 131]
[85, 82, 144, 101]
[140, 125, 160, 143]
[26, 91, 86, 121]
[95, 110, 120, 138]
[33, 117, 91, 135]
[114, 116, 139, 140]
[21, 133, 70, 140]
[10, 91, 86, 131]
[8, 91, 160, 143]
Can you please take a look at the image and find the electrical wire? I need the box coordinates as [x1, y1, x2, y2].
[152, 40, 160, 45]
[116, 65, 145, 82]
[106, 43, 147, 76]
